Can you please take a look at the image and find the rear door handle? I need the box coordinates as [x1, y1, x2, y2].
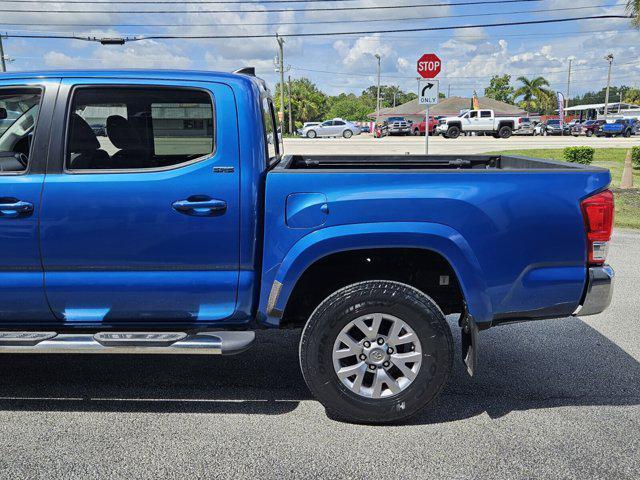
[172, 196, 227, 217]
[0, 199, 34, 218]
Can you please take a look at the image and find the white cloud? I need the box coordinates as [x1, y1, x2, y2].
[43, 41, 192, 69]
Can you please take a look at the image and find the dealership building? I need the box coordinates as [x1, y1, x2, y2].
[369, 96, 527, 123]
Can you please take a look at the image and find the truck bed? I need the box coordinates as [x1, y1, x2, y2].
[262, 152, 611, 327]
[277, 154, 606, 172]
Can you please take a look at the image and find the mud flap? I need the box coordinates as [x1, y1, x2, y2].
[460, 315, 478, 377]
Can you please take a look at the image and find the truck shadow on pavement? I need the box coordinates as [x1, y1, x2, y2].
[0, 316, 638, 422]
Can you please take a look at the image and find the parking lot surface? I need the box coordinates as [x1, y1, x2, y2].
[0, 229, 638, 479]
[283, 134, 639, 155]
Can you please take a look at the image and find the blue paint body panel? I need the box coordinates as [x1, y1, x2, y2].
[0, 70, 612, 330]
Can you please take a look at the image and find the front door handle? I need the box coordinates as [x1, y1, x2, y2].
[172, 196, 227, 217]
[0, 199, 34, 218]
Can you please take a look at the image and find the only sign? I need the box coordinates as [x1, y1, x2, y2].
[417, 53, 441, 79]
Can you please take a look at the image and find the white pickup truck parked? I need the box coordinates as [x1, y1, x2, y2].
[436, 109, 522, 139]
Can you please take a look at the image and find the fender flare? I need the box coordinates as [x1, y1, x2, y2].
[265, 222, 493, 325]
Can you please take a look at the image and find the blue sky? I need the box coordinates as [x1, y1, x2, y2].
[2, 0, 638, 99]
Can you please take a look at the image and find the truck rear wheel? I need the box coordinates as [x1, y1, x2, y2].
[498, 125, 512, 139]
[299, 280, 453, 424]
[446, 126, 460, 139]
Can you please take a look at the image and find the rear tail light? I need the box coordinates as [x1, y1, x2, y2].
[580, 189, 614, 265]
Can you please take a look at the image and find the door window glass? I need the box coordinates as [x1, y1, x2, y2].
[469, 111, 478, 118]
[481, 111, 492, 118]
[0, 88, 42, 173]
[66, 87, 214, 171]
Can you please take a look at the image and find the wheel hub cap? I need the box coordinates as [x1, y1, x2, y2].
[332, 313, 423, 399]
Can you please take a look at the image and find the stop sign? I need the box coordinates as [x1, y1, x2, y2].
[417, 53, 441, 79]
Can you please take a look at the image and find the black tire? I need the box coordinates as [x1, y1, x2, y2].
[586, 130, 593, 137]
[412, 128, 420, 136]
[306, 130, 317, 139]
[299, 280, 453, 424]
[343, 129, 353, 139]
[498, 125, 512, 139]
[446, 126, 460, 139]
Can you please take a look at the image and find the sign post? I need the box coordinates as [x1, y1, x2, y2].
[417, 53, 442, 155]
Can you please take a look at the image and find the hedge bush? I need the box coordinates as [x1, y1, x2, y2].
[633, 146, 640, 170]
[563, 146, 595, 165]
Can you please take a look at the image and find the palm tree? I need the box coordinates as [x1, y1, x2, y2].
[628, 0, 639, 27]
[513, 76, 553, 112]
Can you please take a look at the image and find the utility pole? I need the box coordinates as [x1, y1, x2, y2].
[447, 83, 451, 98]
[603, 53, 614, 118]
[276, 34, 286, 130]
[375, 54, 381, 126]
[287, 75, 293, 135]
[565, 58, 572, 111]
[0, 35, 6, 73]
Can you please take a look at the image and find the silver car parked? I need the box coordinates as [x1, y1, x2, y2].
[302, 118, 360, 139]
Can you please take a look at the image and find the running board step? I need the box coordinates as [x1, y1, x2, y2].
[0, 331, 255, 355]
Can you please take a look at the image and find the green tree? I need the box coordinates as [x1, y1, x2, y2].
[628, 0, 639, 27]
[513, 76, 553, 112]
[623, 87, 640, 105]
[274, 78, 328, 131]
[484, 74, 514, 104]
[572, 85, 631, 105]
[326, 93, 375, 121]
[361, 85, 417, 108]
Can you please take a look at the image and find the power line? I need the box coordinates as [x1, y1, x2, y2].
[0, 3, 626, 28]
[2, 15, 632, 41]
[290, 59, 640, 81]
[0, 0, 546, 14]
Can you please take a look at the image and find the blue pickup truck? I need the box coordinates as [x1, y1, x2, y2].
[0, 69, 615, 423]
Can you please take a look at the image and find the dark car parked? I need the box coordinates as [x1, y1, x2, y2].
[540, 119, 570, 136]
[572, 119, 605, 137]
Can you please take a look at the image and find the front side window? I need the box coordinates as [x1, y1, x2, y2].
[469, 111, 477, 118]
[66, 87, 214, 171]
[0, 88, 42, 173]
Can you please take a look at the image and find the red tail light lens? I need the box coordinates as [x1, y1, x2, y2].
[580, 189, 614, 264]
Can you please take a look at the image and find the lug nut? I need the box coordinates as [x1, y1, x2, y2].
[383, 361, 390, 368]
[363, 341, 371, 348]
[377, 338, 384, 345]
[359, 354, 367, 361]
[369, 364, 376, 370]
[387, 347, 394, 354]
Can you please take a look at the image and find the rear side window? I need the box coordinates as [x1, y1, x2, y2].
[481, 111, 492, 118]
[262, 96, 279, 162]
[0, 88, 42, 173]
[66, 87, 214, 171]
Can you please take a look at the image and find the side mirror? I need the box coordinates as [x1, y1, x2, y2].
[0, 108, 7, 120]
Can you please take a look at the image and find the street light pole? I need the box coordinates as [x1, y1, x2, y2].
[603, 53, 614, 118]
[375, 54, 381, 127]
[276, 34, 286, 129]
[565, 58, 572, 111]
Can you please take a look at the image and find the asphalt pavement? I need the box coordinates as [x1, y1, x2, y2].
[0, 233, 638, 480]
